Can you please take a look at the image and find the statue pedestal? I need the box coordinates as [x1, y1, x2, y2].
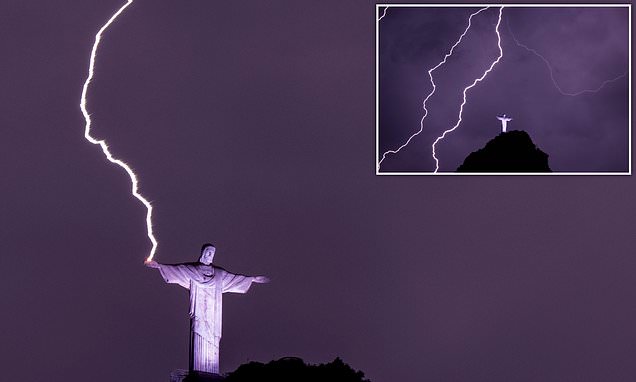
[170, 369, 224, 382]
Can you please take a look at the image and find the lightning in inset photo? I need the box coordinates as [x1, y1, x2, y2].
[507, 19, 627, 97]
[431, 7, 504, 173]
[377, 5, 630, 174]
[378, 7, 490, 171]
[379, 6, 389, 21]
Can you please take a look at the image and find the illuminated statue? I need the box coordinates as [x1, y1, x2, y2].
[497, 114, 513, 132]
[146, 244, 269, 375]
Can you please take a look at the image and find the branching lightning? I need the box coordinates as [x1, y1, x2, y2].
[80, 0, 158, 263]
[431, 7, 504, 173]
[507, 19, 627, 97]
[378, 7, 490, 171]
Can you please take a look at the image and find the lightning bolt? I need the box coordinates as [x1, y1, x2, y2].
[379, 7, 389, 21]
[507, 19, 627, 97]
[431, 7, 504, 173]
[80, 0, 158, 263]
[378, 7, 490, 171]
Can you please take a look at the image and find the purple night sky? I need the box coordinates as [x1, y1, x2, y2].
[378, 6, 629, 173]
[1, 1, 636, 382]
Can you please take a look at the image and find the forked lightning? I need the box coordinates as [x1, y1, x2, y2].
[432, 7, 504, 173]
[80, 0, 158, 262]
[378, 7, 490, 171]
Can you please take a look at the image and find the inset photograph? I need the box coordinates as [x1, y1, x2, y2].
[376, 5, 630, 175]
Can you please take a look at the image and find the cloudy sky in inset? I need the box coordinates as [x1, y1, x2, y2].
[378, 6, 629, 173]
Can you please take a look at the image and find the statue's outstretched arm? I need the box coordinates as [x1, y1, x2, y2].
[252, 275, 270, 284]
[221, 271, 269, 293]
[146, 261, 193, 289]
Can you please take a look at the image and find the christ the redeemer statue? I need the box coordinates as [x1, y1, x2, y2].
[497, 114, 513, 133]
[146, 243, 269, 375]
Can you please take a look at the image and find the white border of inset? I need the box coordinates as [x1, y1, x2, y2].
[375, 3, 632, 176]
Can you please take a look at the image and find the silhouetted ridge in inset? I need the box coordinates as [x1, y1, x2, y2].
[457, 130, 551, 172]
[225, 357, 370, 382]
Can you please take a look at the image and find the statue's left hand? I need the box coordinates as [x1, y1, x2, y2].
[253, 276, 270, 284]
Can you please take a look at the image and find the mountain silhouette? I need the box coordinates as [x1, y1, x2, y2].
[457, 130, 551, 172]
[225, 357, 370, 382]
[171, 357, 369, 381]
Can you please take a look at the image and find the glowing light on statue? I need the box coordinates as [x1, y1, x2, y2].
[377, 7, 489, 171]
[79, 0, 158, 262]
[432, 7, 504, 173]
[507, 19, 627, 97]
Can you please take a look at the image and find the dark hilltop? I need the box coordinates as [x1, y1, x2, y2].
[457, 130, 551, 173]
[177, 357, 370, 382]
[225, 357, 370, 382]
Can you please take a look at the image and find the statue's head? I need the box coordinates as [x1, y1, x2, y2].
[199, 243, 216, 265]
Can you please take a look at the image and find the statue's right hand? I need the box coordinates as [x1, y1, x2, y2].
[145, 260, 160, 269]
[253, 275, 270, 284]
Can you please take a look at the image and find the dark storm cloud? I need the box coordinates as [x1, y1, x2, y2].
[379, 6, 629, 172]
[386, 9, 472, 64]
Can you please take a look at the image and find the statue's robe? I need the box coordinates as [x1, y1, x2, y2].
[158, 263, 253, 374]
